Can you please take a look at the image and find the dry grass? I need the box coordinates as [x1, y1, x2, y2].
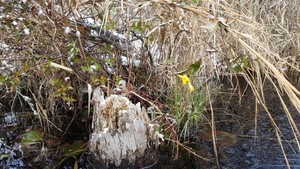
[0, 0, 300, 167]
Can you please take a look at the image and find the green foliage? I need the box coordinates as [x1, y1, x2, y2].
[226, 46, 250, 73]
[59, 140, 87, 166]
[131, 20, 151, 34]
[190, 0, 199, 4]
[67, 41, 79, 63]
[21, 130, 42, 144]
[0, 76, 6, 84]
[173, 77, 206, 139]
[178, 60, 201, 75]
[50, 77, 76, 101]
[131, 21, 144, 34]
[81, 56, 101, 73]
[1, 0, 299, 166]
[60, 140, 87, 157]
[188, 61, 201, 74]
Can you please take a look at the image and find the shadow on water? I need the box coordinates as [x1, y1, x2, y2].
[157, 77, 300, 169]
[1, 77, 300, 169]
[202, 78, 300, 169]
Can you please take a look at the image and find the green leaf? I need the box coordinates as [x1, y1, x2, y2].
[104, 43, 112, 51]
[67, 41, 78, 59]
[14, 34, 21, 42]
[0, 154, 9, 159]
[53, 91, 62, 97]
[86, 56, 96, 63]
[232, 65, 242, 73]
[0, 76, 7, 83]
[81, 65, 90, 73]
[190, 0, 198, 4]
[50, 78, 61, 85]
[47, 58, 56, 62]
[242, 57, 249, 68]
[131, 21, 144, 34]
[177, 60, 201, 75]
[226, 47, 244, 73]
[21, 130, 42, 144]
[61, 140, 86, 157]
[226, 59, 242, 73]
[105, 58, 116, 66]
[188, 60, 201, 74]
[62, 96, 77, 102]
[227, 46, 233, 58]
[64, 82, 73, 90]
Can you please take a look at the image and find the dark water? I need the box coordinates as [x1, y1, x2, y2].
[192, 78, 300, 169]
[0, 112, 26, 168]
[156, 78, 300, 169]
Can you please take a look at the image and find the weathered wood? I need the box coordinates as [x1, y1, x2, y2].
[89, 86, 153, 168]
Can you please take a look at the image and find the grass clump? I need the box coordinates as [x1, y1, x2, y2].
[0, 0, 300, 168]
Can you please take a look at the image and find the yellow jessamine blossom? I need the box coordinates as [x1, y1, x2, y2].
[177, 74, 194, 93]
[188, 82, 195, 93]
[177, 74, 190, 84]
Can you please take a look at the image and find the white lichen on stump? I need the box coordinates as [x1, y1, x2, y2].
[89, 86, 151, 167]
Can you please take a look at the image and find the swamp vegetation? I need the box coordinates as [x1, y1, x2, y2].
[0, 0, 300, 168]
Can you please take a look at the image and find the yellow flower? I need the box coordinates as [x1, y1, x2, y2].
[188, 82, 195, 93]
[177, 74, 190, 84]
[177, 74, 194, 93]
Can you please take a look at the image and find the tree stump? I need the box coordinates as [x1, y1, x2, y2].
[89, 86, 157, 168]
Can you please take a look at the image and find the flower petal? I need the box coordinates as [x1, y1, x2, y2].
[188, 82, 195, 93]
[177, 74, 190, 84]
